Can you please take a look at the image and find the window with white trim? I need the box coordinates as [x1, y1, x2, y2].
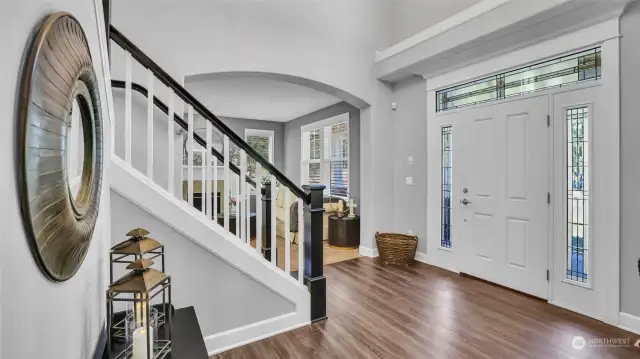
[245, 129, 274, 179]
[302, 115, 349, 197]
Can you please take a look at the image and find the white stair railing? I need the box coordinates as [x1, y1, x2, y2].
[110, 26, 328, 321]
[112, 47, 310, 287]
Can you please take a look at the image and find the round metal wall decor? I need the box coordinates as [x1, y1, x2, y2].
[17, 12, 104, 281]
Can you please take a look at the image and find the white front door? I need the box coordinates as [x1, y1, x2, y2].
[550, 87, 601, 318]
[448, 96, 550, 298]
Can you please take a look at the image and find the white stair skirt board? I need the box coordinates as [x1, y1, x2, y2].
[619, 313, 640, 336]
[110, 157, 310, 337]
[359, 246, 378, 258]
[205, 312, 310, 356]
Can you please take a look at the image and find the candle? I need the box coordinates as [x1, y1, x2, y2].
[132, 326, 154, 359]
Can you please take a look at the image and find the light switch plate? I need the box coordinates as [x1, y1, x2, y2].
[407, 156, 413, 165]
[406, 177, 413, 185]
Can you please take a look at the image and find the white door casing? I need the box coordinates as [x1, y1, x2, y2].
[424, 20, 620, 325]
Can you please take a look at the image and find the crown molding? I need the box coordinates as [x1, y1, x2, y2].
[376, 0, 631, 84]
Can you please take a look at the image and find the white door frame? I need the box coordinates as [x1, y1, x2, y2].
[422, 19, 620, 325]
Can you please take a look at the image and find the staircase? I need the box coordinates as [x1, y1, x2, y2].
[107, 25, 326, 355]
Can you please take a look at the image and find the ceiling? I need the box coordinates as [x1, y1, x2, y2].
[184, 74, 342, 122]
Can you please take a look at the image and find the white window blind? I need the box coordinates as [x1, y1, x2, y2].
[302, 121, 349, 197]
[329, 122, 348, 197]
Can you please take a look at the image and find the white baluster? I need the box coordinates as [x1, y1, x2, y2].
[187, 105, 194, 207]
[271, 176, 277, 266]
[246, 176, 251, 244]
[240, 151, 247, 242]
[167, 92, 175, 196]
[256, 163, 262, 254]
[124, 52, 132, 164]
[235, 174, 240, 237]
[298, 197, 304, 285]
[223, 136, 230, 231]
[213, 156, 218, 222]
[146, 69, 154, 179]
[284, 187, 291, 275]
[206, 121, 213, 221]
[201, 146, 206, 217]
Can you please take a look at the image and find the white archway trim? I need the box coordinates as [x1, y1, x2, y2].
[185, 71, 370, 110]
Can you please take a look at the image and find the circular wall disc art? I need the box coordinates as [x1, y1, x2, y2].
[17, 12, 104, 281]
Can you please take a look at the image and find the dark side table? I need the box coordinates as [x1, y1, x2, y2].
[328, 215, 360, 249]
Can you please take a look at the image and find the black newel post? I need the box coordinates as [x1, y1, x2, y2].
[262, 182, 272, 261]
[303, 184, 327, 323]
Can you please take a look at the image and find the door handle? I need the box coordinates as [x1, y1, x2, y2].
[461, 199, 472, 205]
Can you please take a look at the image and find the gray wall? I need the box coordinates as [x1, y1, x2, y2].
[1, 2, 112, 359]
[284, 102, 361, 203]
[110, 191, 295, 336]
[390, 76, 428, 253]
[192, 115, 286, 172]
[219, 116, 286, 173]
[620, 2, 640, 317]
[390, 0, 484, 44]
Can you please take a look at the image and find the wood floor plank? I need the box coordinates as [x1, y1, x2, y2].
[249, 237, 359, 272]
[212, 258, 640, 359]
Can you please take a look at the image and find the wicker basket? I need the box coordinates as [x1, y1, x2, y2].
[375, 232, 418, 265]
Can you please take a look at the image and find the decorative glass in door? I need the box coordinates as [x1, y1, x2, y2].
[441, 126, 452, 248]
[566, 107, 589, 283]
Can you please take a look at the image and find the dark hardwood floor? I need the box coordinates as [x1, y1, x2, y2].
[212, 258, 640, 359]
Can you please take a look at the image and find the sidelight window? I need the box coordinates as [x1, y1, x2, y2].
[566, 107, 589, 283]
[441, 126, 452, 249]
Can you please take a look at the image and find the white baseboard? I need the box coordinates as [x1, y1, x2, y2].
[619, 312, 640, 335]
[205, 312, 309, 355]
[359, 246, 378, 257]
[414, 251, 459, 273]
[414, 252, 428, 264]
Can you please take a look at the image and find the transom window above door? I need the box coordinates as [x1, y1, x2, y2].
[436, 47, 601, 112]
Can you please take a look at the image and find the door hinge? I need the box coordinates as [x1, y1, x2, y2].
[547, 270, 550, 281]
[547, 192, 551, 204]
[547, 114, 550, 127]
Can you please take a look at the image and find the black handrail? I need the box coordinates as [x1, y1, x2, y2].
[109, 25, 309, 203]
[111, 80, 256, 188]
